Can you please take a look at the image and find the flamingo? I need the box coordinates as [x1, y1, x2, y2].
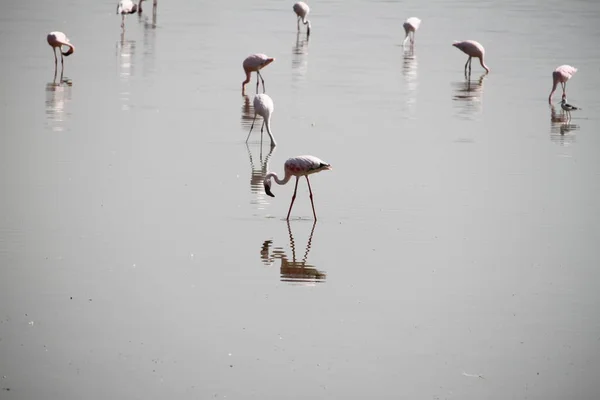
[293, 2, 311, 36]
[264, 155, 332, 221]
[137, 0, 157, 14]
[242, 54, 275, 95]
[117, 0, 138, 29]
[47, 32, 75, 78]
[560, 98, 580, 119]
[549, 65, 577, 103]
[247, 94, 276, 147]
[402, 17, 421, 46]
[452, 40, 490, 75]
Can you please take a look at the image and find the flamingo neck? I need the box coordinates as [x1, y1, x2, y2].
[479, 57, 490, 73]
[61, 43, 75, 56]
[266, 171, 291, 186]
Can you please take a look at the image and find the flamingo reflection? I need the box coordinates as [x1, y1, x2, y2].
[549, 104, 578, 146]
[402, 46, 418, 116]
[247, 143, 275, 209]
[45, 78, 73, 132]
[451, 72, 487, 119]
[292, 32, 309, 81]
[116, 32, 136, 110]
[261, 222, 326, 284]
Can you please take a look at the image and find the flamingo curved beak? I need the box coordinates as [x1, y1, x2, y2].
[264, 184, 274, 197]
[62, 47, 74, 56]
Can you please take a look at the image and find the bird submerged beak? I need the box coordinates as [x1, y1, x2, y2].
[264, 183, 275, 197]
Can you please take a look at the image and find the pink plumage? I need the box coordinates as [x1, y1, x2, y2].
[549, 65, 577, 103]
[452, 40, 490, 74]
[264, 156, 332, 221]
[293, 2, 311, 35]
[242, 53, 275, 95]
[47, 31, 74, 78]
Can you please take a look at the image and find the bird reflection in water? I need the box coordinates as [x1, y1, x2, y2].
[116, 31, 136, 110]
[45, 75, 73, 132]
[402, 46, 418, 116]
[292, 32, 309, 81]
[261, 222, 326, 284]
[452, 72, 487, 119]
[247, 143, 275, 209]
[549, 104, 578, 146]
[138, 0, 157, 28]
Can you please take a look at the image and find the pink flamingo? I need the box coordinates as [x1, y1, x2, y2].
[264, 155, 332, 221]
[293, 2, 311, 36]
[117, 0, 138, 29]
[47, 32, 75, 78]
[452, 40, 490, 75]
[402, 17, 421, 46]
[549, 65, 577, 103]
[246, 94, 277, 147]
[242, 53, 275, 95]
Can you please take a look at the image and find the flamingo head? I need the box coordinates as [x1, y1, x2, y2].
[62, 46, 74, 56]
[264, 181, 274, 197]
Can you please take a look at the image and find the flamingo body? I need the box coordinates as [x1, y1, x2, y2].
[47, 31, 74, 79]
[452, 40, 490, 74]
[293, 2, 311, 35]
[242, 53, 275, 95]
[549, 65, 577, 102]
[117, 0, 138, 29]
[247, 94, 276, 147]
[402, 17, 421, 46]
[264, 155, 332, 221]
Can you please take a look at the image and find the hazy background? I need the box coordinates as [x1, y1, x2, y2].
[1, 0, 599, 398]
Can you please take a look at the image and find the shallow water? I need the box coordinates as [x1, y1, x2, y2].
[1, 0, 600, 398]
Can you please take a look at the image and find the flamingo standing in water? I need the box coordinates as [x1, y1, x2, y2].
[452, 40, 490, 75]
[293, 2, 311, 36]
[137, 0, 157, 14]
[117, 0, 138, 29]
[242, 54, 275, 95]
[47, 32, 75, 78]
[402, 17, 421, 46]
[264, 155, 332, 221]
[549, 65, 577, 103]
[247, 94, 276, 147]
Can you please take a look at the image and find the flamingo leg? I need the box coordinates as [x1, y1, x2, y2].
[286, 177, 300, 221]
[121, 15, 125, 29]
[53, 47, 58, 68]
[561, 82, 566, 98]
[246, 114, 257, 142]
[257, 70, 266, 93]
[297, 16, 301, 30]
[260, 120, 265, 144]
[464, 57, 470, 73]
[305, 176, 318, 221]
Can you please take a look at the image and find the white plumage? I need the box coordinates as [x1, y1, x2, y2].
[402, 17, 421, 46]
[246, 94, 276, 147]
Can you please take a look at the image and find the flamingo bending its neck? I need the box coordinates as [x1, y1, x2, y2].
[402, 17, 421, 46]
[247, 94, 276, 147]
[452, 40, 490, 74]
[549, 65, 577, 103]
[117, 0, 138, 29]
[242, 53, 275, 95]
[47, 32, 75, 78]
[293, 2, 311, 36]
[264, 155, 331, 221]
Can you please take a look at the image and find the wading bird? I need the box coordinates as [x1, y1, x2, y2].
[47, 32, 75, 78]
[549, 65, 577, 103]
[117, 0, 138, 29]
[402, 17, 421, 46]
[247, 94, 276, 147]
[264, 155, 332, 221]
[560, 98, 580, 119]
[452, 40, 490, 75]
[137, 0, 157, 14]
[242, 54, 275, 95]
[293, 2, 311, 36]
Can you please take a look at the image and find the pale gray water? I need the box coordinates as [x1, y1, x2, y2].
[1, 0, 600, 398]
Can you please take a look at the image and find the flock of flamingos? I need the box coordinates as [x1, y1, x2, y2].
[45, 1, 581, 221]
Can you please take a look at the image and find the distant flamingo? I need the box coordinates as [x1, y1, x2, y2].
[247, 94, 276, 147]
[47, 32, 75, 78]
[402, 17, 421, 46]
[549, 65, 577, 103]
[242, 54, 275, 95]
[452, 40, 490, 75]
[293, 2, 311, 36]
[117, 0, 138, 29]
[264, 155, 332, 221]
